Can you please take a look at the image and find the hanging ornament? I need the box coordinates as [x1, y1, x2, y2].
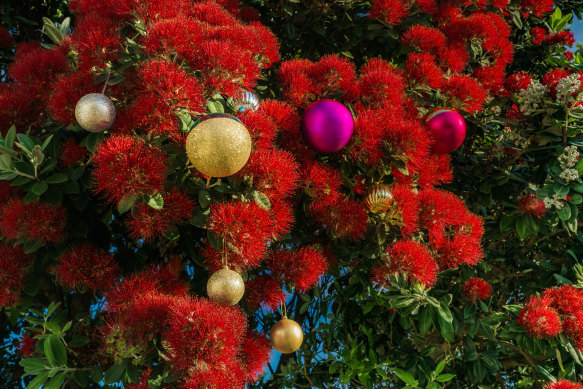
[364, 185, 393, 213]
[75, 93, 116, 133]
[185, 114, 252, 177]
[206, 267, 245, 306]
[233, 91, 259, 112]
[270, 316, 304, 354]
[302, 100, 354, 153]
[425, 108, 466, 154]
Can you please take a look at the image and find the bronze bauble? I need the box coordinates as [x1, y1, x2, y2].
[206, 268, 245, 306]
[185, 115, 252, 177]
[364, 185, 393, 214]
[270, 317, 304, 354]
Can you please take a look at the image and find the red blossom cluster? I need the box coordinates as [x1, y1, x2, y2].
[462, 277, 492, 302]
[18, 333, 37, 357]
[0, 244, 31, 308]
[519, 285, 583, 348]
[545, 380, 583, 389]
[102, 265, 270, 388]
[518, 194, 547, 219]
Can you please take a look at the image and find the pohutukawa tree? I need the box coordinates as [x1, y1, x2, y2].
[1, 0, 583, 388]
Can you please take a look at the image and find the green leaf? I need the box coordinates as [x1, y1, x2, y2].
[44, 334, 67, 367]
[26, 372, 49, 389]
[207, 231, 224, 249]
[437, 314, 455, 342]
[73, 370, 90, 387]
[500, 213, 516, 232]
[207, 101, 224, 114]
[418, 306, 433, 334]
[434, 360, 446, 375]
[46, 173, 69, 184]
[436, 373, 456, 382]
[148, 192, 164, 210]
[5, 126, 16, 150]
[0, 154, 12, 170]
[198, 190, 211, 208]
[463, 336, 477, 361]
[535, 365, 555, 381]
[31, 182, 48, 196]
[252, 191, 271, 210]
[437, 302, 453, 324]
[557, 205, 571, 221]
[69, 336, 90, 347]
[44, 372, 65, 389]
[503, 304, 523, 315]
[104, 363, 126, 384]
[394, 368, 418, 386]
[17, 133, 35, 151]
[19, 358, 49, 374]
[515, 216, 529, 239]
[43, 23, 64, 44]
[117, 193, 138, 214]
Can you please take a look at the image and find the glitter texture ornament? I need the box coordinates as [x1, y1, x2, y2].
[425, 108, 466, 154]
[75, 93, 116, 132]
[233, 91, 259, 112]
[302, 100, 354, 153]
[364, 185, 393, 213]
[186, 114, 252, 177]
[207, 267, 245, 306]
[270, 316, 304, 354]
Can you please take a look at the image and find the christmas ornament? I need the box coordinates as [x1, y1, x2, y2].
[302, 100, 354, 153]
[233, 91, 259, 112]
[186, 114, 252, 177]
[75, 93, 116, 132]
[270, 316, 304, 354]
[207, 267, 245, 306]
[425, 108, 466, 154]
[364, 185, 393, 213]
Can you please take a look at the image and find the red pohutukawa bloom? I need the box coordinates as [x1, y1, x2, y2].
[372, 240, 438, 288]
[369, 0, 408, 25]
[55, 244, 119, 293]
[518, 194, 547, 219]
[204, 200, 274, 271]
[59, 139, 88, 167]
[126, 189, 195, 241]
[0, 244, 31, 308]
[462, 278, 492, 302]
[542, 285, 583, 317]
[518, 295, 563, 338]
[531, 27, 547, 45]
[0, 198, 67, 244]
[544, 31, 576, 47]
[92, 135, 168, 206]
[245, 274, 286, 311]
[18, 333, 37, 357]
[240, 331, 272, 383]
[267, 247, 328, 292]
[0, 27, 14, 48]
[520, 0, 554, 18]
[544, 380, 583, 389]
[405, 53, 443, 88]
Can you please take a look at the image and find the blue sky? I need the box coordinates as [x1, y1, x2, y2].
[573, 18, 583, 43]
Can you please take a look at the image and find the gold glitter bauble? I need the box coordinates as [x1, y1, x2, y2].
[75, 93, 116, 133]
[207, 268, 245, 306]
[364, 185, 393, 213]
[185, 115, 252, 177]
[270, 317, 304, 354]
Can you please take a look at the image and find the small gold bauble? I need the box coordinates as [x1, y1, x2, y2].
[206, 268, 245, 306]
[270, 317, 304, 354]
[185, 115, 252, 177]
[74, 93, 116, 133]
[364, 185, 393, 214]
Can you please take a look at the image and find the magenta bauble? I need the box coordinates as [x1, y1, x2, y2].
[302, 100, 354, 153]
[425, 108, 466, 154]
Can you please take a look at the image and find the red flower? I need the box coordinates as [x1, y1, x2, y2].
[48, 71, 97, 125]
[531, 27, 547, 45]
[204, 200, 274, 271]
[240, 149, 299, 201]
[126, 189, 195, 241]
[373, 240, 438, 288]
[238, 109, 278, 151]
[564, 310, 583, 351]
[544, 380, 583, 389]
[245, 275, 285, 311]
[268, 247, 328, 292]
[543, 68, 572, 98]
[402, 25, 447, 55]
[357, 58, 406, 108]
[565, 51, 574, 61]
[543, 284, 583, 317]
[504, 73, 533, 94]
[405, 53, 443, 88]
[269, 200, 295, 240]
[518, 194, 547, 219]
[59, 139, 88, 167]
[0, 198, 67, 244]
[369, 0, 408, 25]
[441, 75, 488, 114]
[92, 135, 168, 206]
[520, 0, 554, 17]
[0, 27, 14, 48]
[544, 31, 576, 47]
[462, 278, 492, 302]
[518, 296, 563, 338]
[240, 331, 271, 383]
[18, 333, 37, 357]
[0, 244, 30, 307]
[55, 244, 119, 293]
[309, 197, 369, 241]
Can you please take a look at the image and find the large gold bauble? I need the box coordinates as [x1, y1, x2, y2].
[270, 317, 304, 354]
[206, 268, 245, 306]
[364, 185, 393, 214]
[75, 93, 116, 133]
[185, 115, 252, 177]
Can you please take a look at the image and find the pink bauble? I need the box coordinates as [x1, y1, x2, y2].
[302, 100, 354, 153]
[425, 108, 466, 154]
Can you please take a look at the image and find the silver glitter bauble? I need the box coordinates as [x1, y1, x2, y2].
[233, 91, 259, 112]
[75, 93, 116, 133]
[207, 268, 245, 306]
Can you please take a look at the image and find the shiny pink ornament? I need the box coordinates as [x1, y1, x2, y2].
[302, 100, 354, 153]
[425, 108, 466, 154]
